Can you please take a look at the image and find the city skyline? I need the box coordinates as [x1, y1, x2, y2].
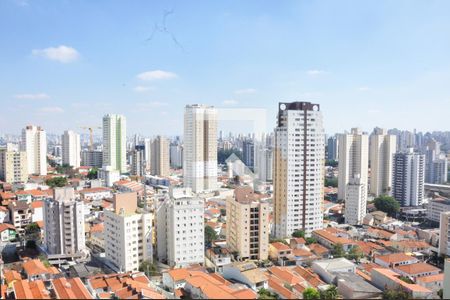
[1, 0, 450, 135]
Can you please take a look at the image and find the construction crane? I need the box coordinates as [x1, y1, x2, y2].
[80, 126, 101, 151]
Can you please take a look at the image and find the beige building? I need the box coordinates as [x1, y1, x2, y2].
[226, 186, 269, 260]
[150, 136, 170, 176]
[369, 128, 396, 196]
[0, 148, 28, 183]
[338, 128, 369, 200]
[21, 125, 47, 175]
[439, 211, 450, 256]
[104, 192, 153, 273]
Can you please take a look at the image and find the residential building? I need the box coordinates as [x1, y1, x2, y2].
[425, 139, 448, 184]
[273, 102, 325, 237]
[392, 148, 425, 206]
[151, 136, 170, 176]
[21, 125, 47, 175]
[369, 127, 396, 196]
[344, 175, 367, 225]
[61, 130, 81, 168]
[0, 223, 17, 242]
[51, 277, 93, 299]
[104, 192, 153, 273]
[44, 187, 86, 256]
[311, 257, 356, 284]
[242, 139, 255, 171]
[335, 272, 382, 299]
[222, 261, 268, 291]
[337, 128, 369, 200]
[156, 187, 204, 267]
[427, 198, 450, 223]
[81, 150, 103, 168]
[374, 253, 419, 268]
[183, 104, 218, 193]
[102, 114, 126, 173]
[169, 141, 183, 169]
[444, 259, 450, 299]
[8, 201, 32, 235]
[131, 145, 146, 177]
[0, 148, 28, 183]
[254, 145, 273, 182]
[439, 211, 450, 256]
[327, 135, 339, 161]
[98, 166, 120, 187]
[226, 186, 269, 260]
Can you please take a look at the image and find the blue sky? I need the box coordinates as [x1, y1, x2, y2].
[1, 0, 450, 136]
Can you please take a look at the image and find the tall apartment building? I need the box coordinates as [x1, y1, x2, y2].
[273, 102, 325, 237]
[425, 139, 448, 184]
[392, 148, 425, 206]
[21, 125, 47, 175]
[327, 135, 339, 161]
[104, 192, 153, 273]
[183, 104, 218, 193]
[242, 140, 255, 171]
[150, 136, 170, 176]
[169, 142, 183, 169]
[0, 148, 28, 183]
[131, 145, 146, 177]
[102, 114, 126, 173]
[43, 188, 85, 256]
[144, 138, 152, 171]
[62, 130, 81, 168]
[156, 187, 204, 267]
[226, 186, 269, 260]
[369, 128, 397, 196]
[338, 128, 369, 200]
[81, 150, 103, 168]
[439, 211, 450, 256]
[344, 175, 367, 225]
[254, 145, 273, 182]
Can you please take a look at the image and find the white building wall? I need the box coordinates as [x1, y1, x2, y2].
[62, 130, 80, 168]
[21, 125, 47, 175]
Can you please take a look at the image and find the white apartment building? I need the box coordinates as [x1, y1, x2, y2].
[226, 186, 270, 260]
[439, 211, 450, 256]
[254, 142, 273, 182]
[151, 136, 170, 176]
[369, 127, 396, 196]
[273, 102, 325, 237]
[62, 130, 81, 168]
[102, 114, 126, 173]
[344, 175, 367, 225]
[21, 125, 47, 175]
[156, 187, 205, 267]
[104, 192, 152, 273]
[183, 104, 217, 193]
[338, 128, 368, 200]
[0, 148, 28, 183]
[427, 199, 450, 223]
[43, 188, 86, 256]
[392, 148, 425, 206]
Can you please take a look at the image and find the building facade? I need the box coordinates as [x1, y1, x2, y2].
[151, 136, 170, 176]
[169, 142, 183, 169]
[21, 125, 47, 175]
[102, 114, 126, 173]
[273, 102, 325, 237]
[242, 140, 255, 171]
[344, 175, 367, 225]
[81, 150, 103, 168]
[0, 148, 28, 183]
[327, 135, 339, 161]
[62, 130, 81, 168]
[439, 211, 450, 256]
[131, 145, 146, 177]
[183, 104, 218, 193]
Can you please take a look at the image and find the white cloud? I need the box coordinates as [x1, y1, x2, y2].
[137, 70, 178, 81]
[14, 93, 49, 100]
[133, 86, 155, 93]
[358, 86, 371, 91]
[223, 99, 238, 105]
[306, 69, 328, 76]
[234, 88, 257, 95]
[38, 106, 64, 113]
[32, 45, 80, 63]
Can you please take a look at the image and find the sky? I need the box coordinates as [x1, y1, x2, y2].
[1, 0, 450, 136]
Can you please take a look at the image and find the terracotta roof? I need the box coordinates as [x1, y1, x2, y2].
[36, 220, 44, 228]
[292, 248, 313, 257]
[313, 229, 356, 246]
[268, 267, 302, 285]
[291, 237, 306, 244]
[292, 266, 325, 288]
[394, 240, 431, 249]
[89, 223, 104, 233]
[0, 223, 16, 233]
[367, 227, 394, 239]
[80, 187, 112, 194]
[270, 242, 291, 251]
[375, 253, 417, 265]
[0, 284, 6, 299]
[167, 268, 190, 281]
[52, 277, 93, 299]
[4, 269, 22, 283]
[395, 263, 440, 276]
[371, 268, 432, 293]
[31, 201, 44, 208]
[267, 276, 296, 299]
[0, 192, 15, 200]
[416, 273, 444, 283]
[308, 243, 329, 255]
[23, 259, 57, 276]
[13, 280, 51, 299]
[16, 189, 47, 197]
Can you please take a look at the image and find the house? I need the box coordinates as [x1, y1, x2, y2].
[0, 223, 16, 242]
[335, 272, 382, 299]
[370, 268, 433, 299]
[162, 268, 191, 292]
[355, 240, 388, 257]
[365, 227, 395, 240]
[308, 243, 330, 258]
[312, 229, 356, 252]
[311, 257, 356, 284]
[22, 259, 59, 281]
[3, 269, 22, 288]
[8, 201, 32, 235]
[374, 253, 419, 268]
[12, 279, 51, 299]
[266, 267, 309, 299]
[290, 238, 306, 249]
[79, 187, 113, 205]
[269, 242, 292, 262]
[222, 261, 268, 290]
[0, 206, 9, 223]
[416, 273, 444, 293]
[391, 240, 431, 253]
[51, 277, 93, 299]
[205, 247, 232, 272]
[394, 263, 440, 280]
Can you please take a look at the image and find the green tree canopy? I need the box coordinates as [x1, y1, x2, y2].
[305, 237, 317, 245]
[325, 177, 338, 188]
[320, 285, 339, 300]
[292, 230, 305, 238]
[347, 245, 364, 262]
[87, 168, 98, 179]
[382, 288, 409, 300]
[332, 243, 345, 258]
[374, 196, 400, 217]
[257, 288, 277, 300]
[139, 260, 159, 277]
[45, 177, 68, 188]
[303, 287, 320, 300]
[205, 225, 218, 246]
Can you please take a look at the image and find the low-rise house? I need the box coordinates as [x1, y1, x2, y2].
[206, 247, 232, 272]
[355, 240, 388, 257]
[391, 240, 431, 253]
[370, 268, 433, 299]
[416, 273, 444, 293]
[79, 187, 113, 205]
[3, 269, 22, 288]
[22, 259, 59, 281]
[290, 238, 306, 249]
[12, 279, 51, 299]
[266, 267, 309, 299]
[51, 277, 93, 299]
[0, 223, 16, 242]
[374, 253, 419, 268]
[269, 242, 292, 263]
[312, 229, 356, 252]
[8, 201, 32, 235]
[311, 258, 356, 284]
[162, 269, 191, 292]
[308, 243, 330, 258]
[394, 263, 440, 280]
[335, 272, 382, 299]
[222, 261, 268, 290]
[365, 227, 395, 240]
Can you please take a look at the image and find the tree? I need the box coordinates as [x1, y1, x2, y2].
[220, 208, 226, 216]
[269, 238, 288, 245]
[373, 196, 400, 217]
[25, 222, 40, 235]
[324, 177, 338, 188]
[25, 240, 37, 250]
[303, 287, 320, 300]
[139, 260, 159, 277]
[325, 160, 338, 167]
[438, 288, 443, 299]
[87, 168, 98, 179]
[305, 237, 317, 245]
[45, 177, 68, 188]
[205, 225, 218, 246]
[332, 243, 345, 258]
[292, 230, 305, 238]
[257, 288, 276, 300]
[320, 285, 338, 300]
[347, 245, 364, 262]
[382, 288, 409, 300]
